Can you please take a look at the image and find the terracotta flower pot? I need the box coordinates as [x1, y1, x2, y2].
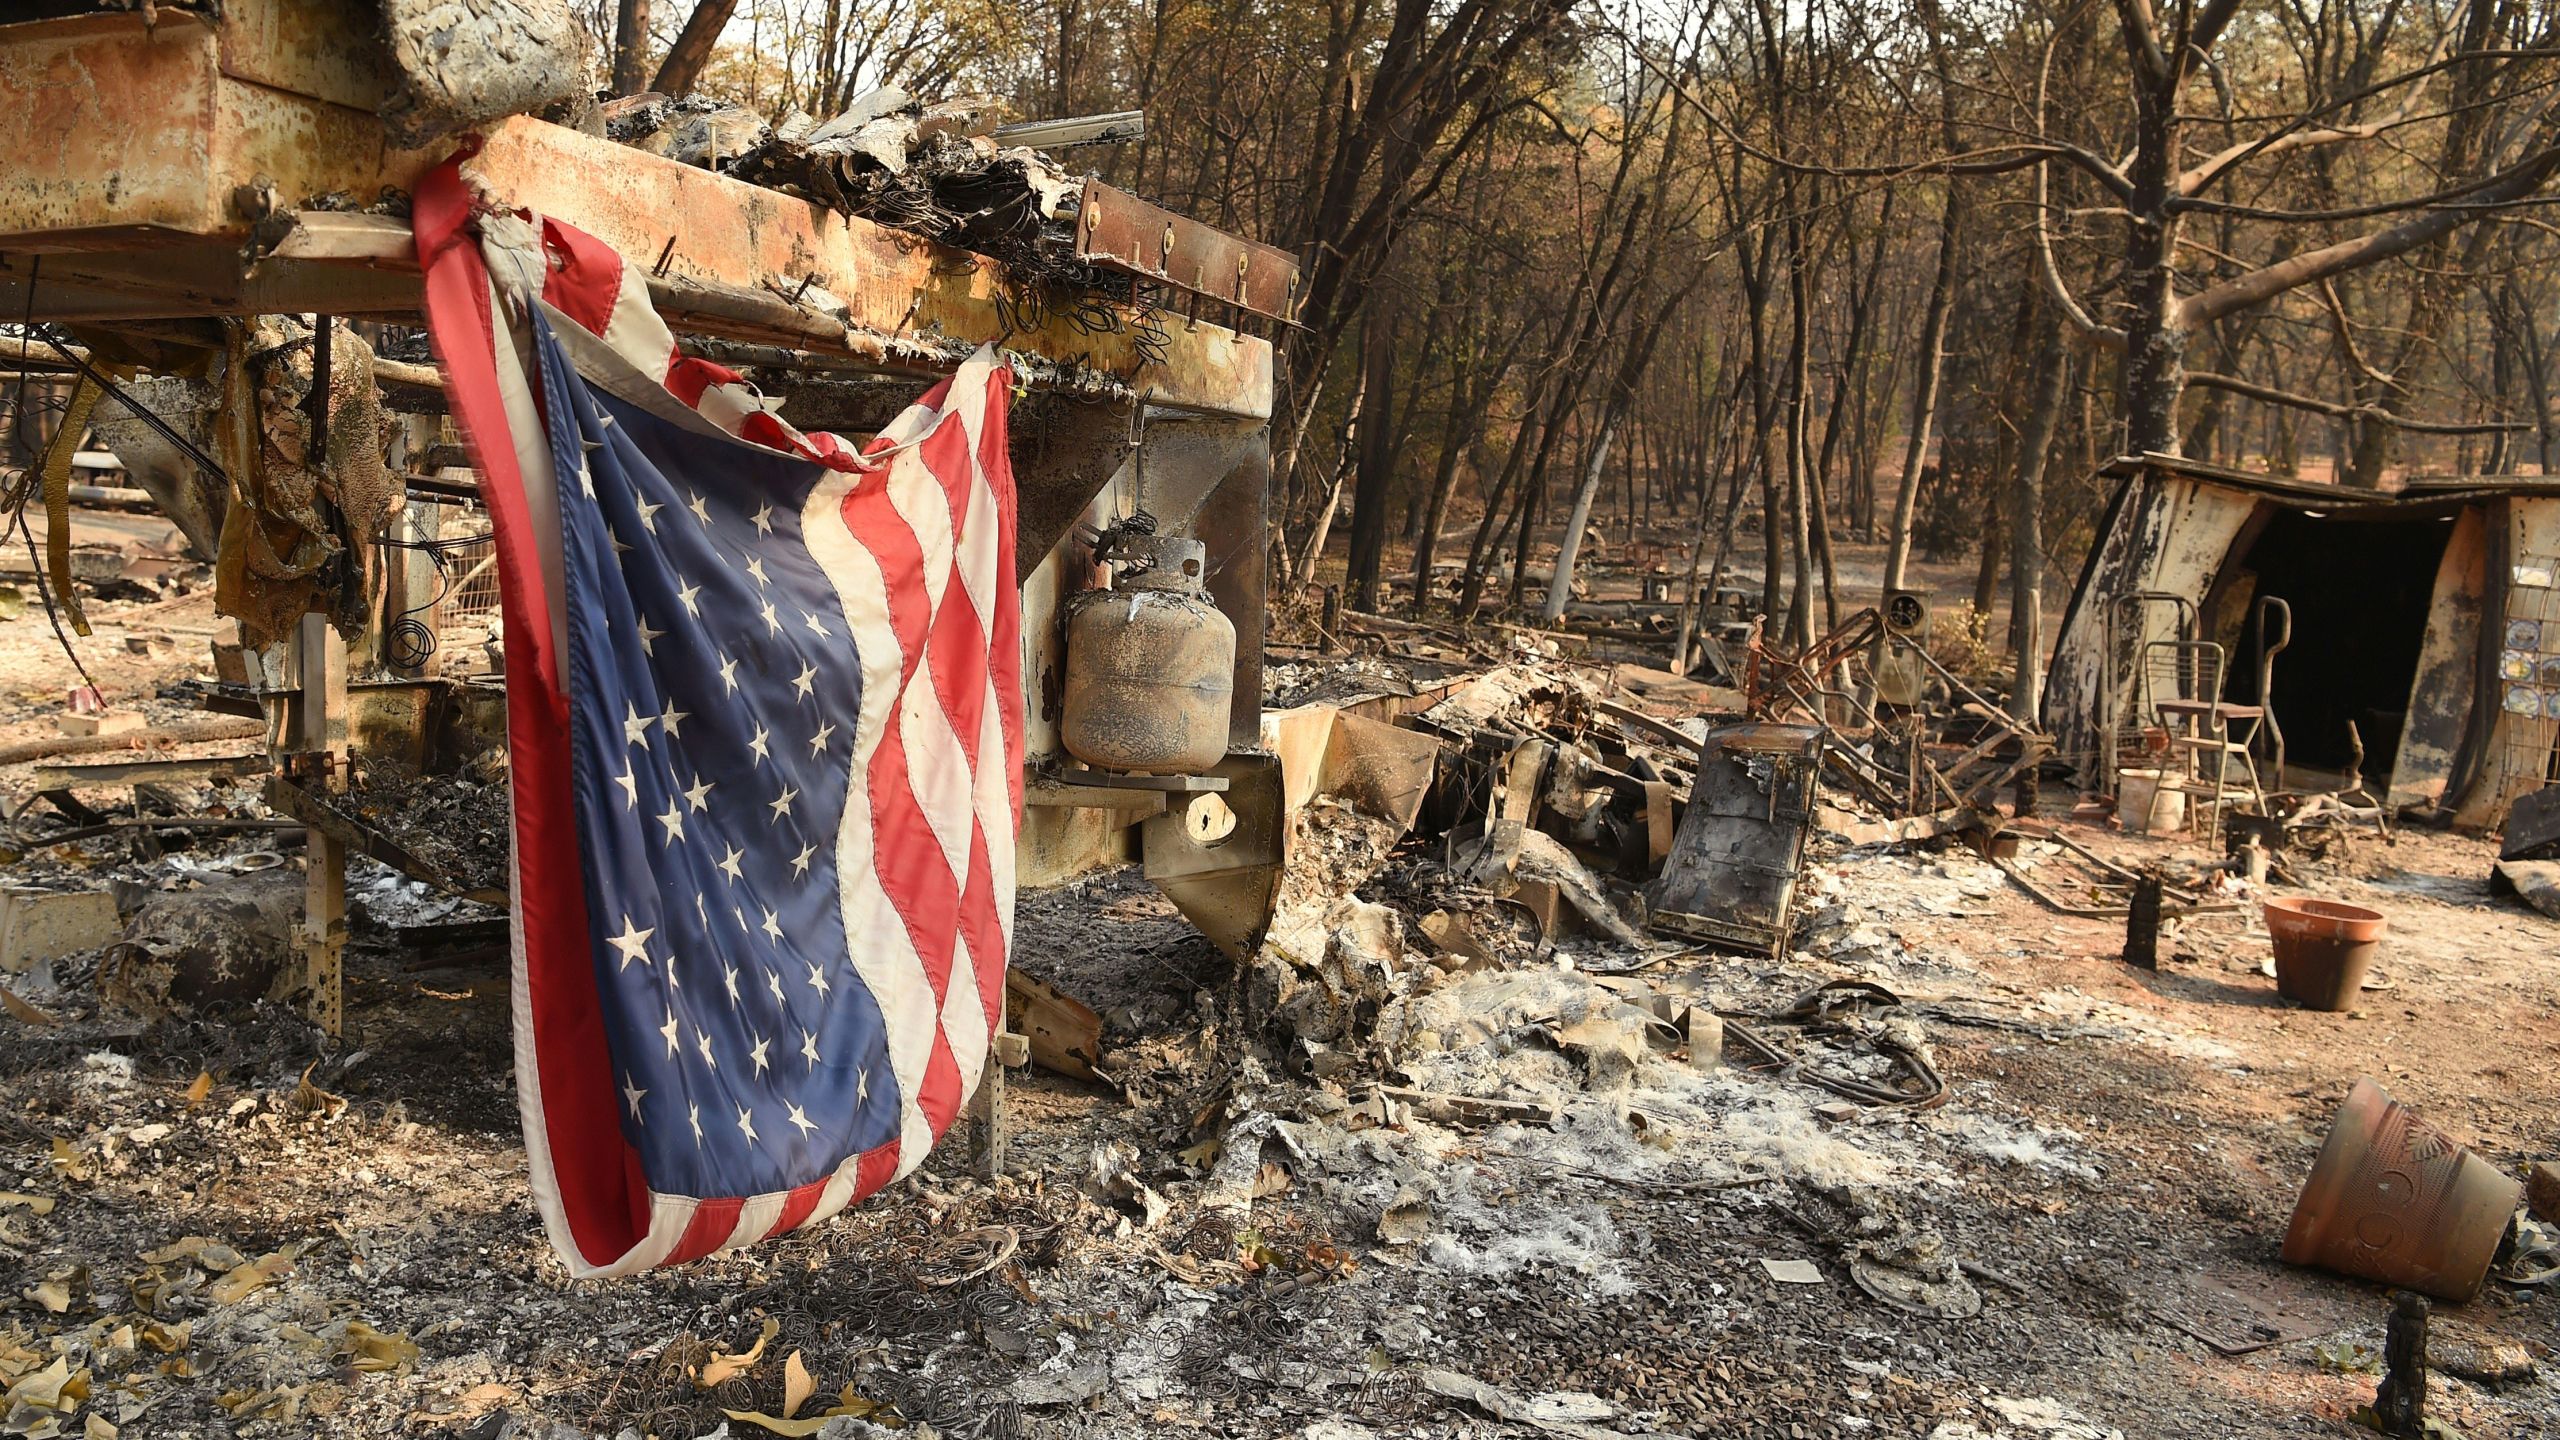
[2282, 1079, 2522, 1302]
[2264, 896, 2386, 1011]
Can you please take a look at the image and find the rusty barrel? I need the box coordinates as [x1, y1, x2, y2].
[2282, 1079, 2521, 1302]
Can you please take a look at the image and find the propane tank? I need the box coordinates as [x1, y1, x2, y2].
[1061, 534, 1235, 774]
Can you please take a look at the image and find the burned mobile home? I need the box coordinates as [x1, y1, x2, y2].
[2045, 452, 2560, 829]
[0, 0, 1302, 1047]
[8, 5, 2560, 1439]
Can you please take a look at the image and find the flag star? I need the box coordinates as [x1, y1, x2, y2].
[687, 1103, 703, 1147]
[735, 1106, 760, 1144]
[800, 1027, 822, 1068]
[760, 599, 782, 635]
[804, 960, 831, 998]
[769, 784, 797, 822]
[808, 721, 836, 757]
[695, 893, 707, 925]
[790, 843, 816, 877]
[792, 661, 817, 700]
[734, 907, 748, 933]
[611, 532, 632, 557]
[609, 917, 654, 970]
[622, 1075, 647, 1122]
[623, 702, 654, 748]
[696, 1029, 717, 1070]
[716, 844, 745, 883]
[856, 1066, 869, 1104]
[786, 1102, 817, 1140]
[577, 461, 596, 498]
[594, 408, 617, 430]
[769, 970, 787, 1005]
[684, 776, 715, 813]
[802, 610, 832, 640]
[660, 1007, 681, 1057]
[749, 1035, 772, 1077]
[718, 655, 739, 694]
[614, 764, 639, 810]
[745, 555, 769, 587]
[688, 490, 711, 524]
[723, 962, 741, 1007]
[656, 800, 686, 844]
[638, 618, 664, 656]
[761, 908, 784, 942]
[660, 700, 689, 739]
[635, 497, 662, 533]
[751, 502, 775, 536]
[749, 725, 771, 765]
[676, 578, 702, 616]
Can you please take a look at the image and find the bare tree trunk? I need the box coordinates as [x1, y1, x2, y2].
[2011, 314, 2072, 724]
[1344, 299, 1399, 610]
[612, 0, 651, 94]
[1884, 187, 1960, 590]
[650, 0, 736, 94]
[1543, 418, 1617, 622]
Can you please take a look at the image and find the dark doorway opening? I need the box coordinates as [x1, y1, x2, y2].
[2220, 507, 2454, 779]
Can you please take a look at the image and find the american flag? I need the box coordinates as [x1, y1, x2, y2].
[415, 153, 1021, 1276]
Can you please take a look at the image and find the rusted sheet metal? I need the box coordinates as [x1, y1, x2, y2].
[2042, 468, 2257, 786]
[1073, 179, 1300, 324]
[2390, 506, 2488, 806]
[0, 13, 418, 249]
[0, 15, 1274, 418]
[466, 123, 1273, 419]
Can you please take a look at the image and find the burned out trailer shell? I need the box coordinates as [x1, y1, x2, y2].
[0, 3, 1303, 1030]
[2044, 453, 2560, 826]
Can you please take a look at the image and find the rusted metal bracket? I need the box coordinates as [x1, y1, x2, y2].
[1073, 180, 1301, 324]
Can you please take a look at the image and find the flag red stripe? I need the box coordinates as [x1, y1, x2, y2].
[535, 218, 626, 339]
[960, 833, 1006, 1034]
[664, 1197, 746, 1266]
[416, 155, 638, 1271]
[973, 367, 1026, 830]
[768, 1177, 829, 1238]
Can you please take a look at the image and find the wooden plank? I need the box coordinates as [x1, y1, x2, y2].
[31, 753, 269, 788]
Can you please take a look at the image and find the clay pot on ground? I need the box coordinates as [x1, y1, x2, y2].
[2282, 1078, 2521, 1303]
[2263, 896, 2386, 1011]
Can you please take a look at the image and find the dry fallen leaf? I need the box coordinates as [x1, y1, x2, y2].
[1176, 1137, 1222, 1169]
[340, 1322, 418, 1374]
[721, 1412, 831, 1438]
[1, 1356, 89, 1414]
[723, 1389, 887, 1438]
[84, 1415, 116, 1439]
[22, 1266, 83, 1314]
[1251, 1160, 1293, 1198]
[140, 1237, 243, 1271]
[208, 1248, 296, 1306]
[183, 1072, 212, 1107]
[135, 1321, 188, 1355]
[0, 985, 54, 1026]
[0, 1192, 55, 1217]
[692, 1317, 778, 1389]
[46, 1139, 90, 1184]
[289, 1064, 345, 1119]
[781, 1350, 815, 1419]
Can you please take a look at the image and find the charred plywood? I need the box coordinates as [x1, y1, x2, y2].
[2456, 496, 2560, 827]
[2392, 506, 2489, 807]
[2043, 468, 2259, 786]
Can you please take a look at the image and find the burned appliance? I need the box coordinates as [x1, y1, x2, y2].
[1645, 723, 1822, 955]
